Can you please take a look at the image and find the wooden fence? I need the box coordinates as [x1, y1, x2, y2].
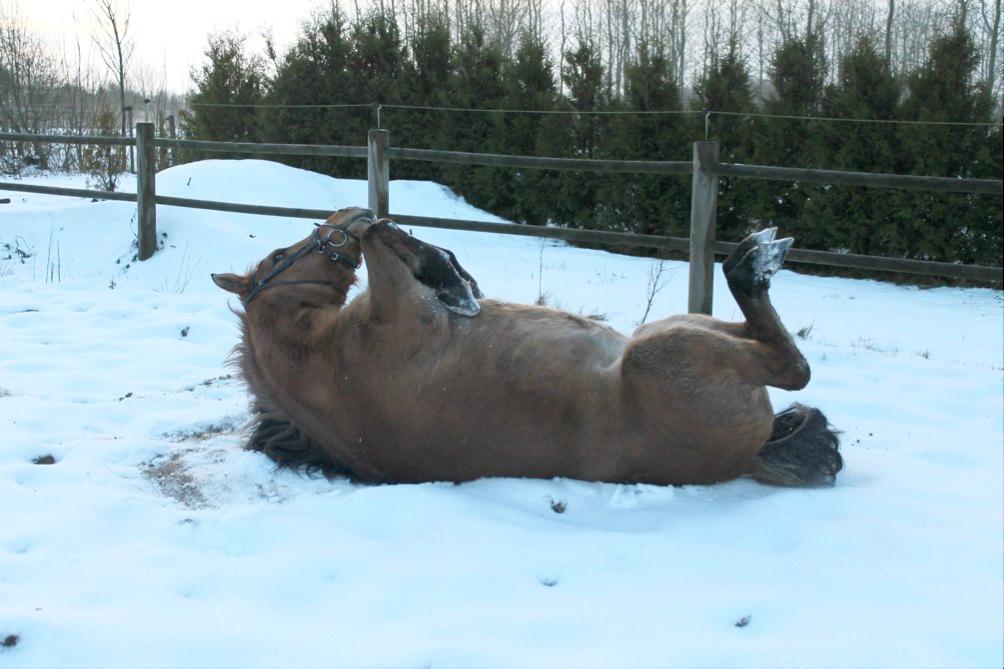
[1, 124, 1001, 314]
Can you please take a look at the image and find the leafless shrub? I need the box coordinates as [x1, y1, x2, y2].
[638, 258, 674, 326]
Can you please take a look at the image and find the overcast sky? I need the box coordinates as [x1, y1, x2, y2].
[23, 0, 329, 94]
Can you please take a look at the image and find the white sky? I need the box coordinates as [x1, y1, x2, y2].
[23, 0, 330, 94]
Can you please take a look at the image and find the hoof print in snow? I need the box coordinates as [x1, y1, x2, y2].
[180, 326, 190, 338]
[32, 454, 56, 465]
[1, 634, 18, 650]
[538, 577, 558, 587]
[734, 615, 751, 628]
[549, 499, 566, 514]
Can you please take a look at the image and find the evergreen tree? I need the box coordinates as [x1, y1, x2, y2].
[601, 45, 690, 240]
[493, 31, 559, 225]
[552, 38, 608, 230]
[438, 23, 508, 217]
[750, 33, 829, 241]
[394, 13, 453, 181]
[182, 33, 267, 154]
[260, 9, 357, 173]
[896, 10, 999, 264]
[809, 36, 901, 257]
[349, 8, 409, 108]
[692, 43, 756, 242]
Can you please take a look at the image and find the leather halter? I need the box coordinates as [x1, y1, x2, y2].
[242, 223, 365, 307]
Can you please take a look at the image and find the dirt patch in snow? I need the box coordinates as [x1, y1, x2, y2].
[143, 452, 209, 508]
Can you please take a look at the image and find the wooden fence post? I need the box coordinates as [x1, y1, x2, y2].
[368, 128, 389, 218]
[688, 141, 719, 315]
[136, 122, 157, 261]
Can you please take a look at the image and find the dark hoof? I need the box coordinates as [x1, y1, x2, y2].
[726, 237, 793, 297]
[723, 227, 776, 276]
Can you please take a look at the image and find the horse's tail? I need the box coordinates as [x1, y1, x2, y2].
[750, 403, 843, 487]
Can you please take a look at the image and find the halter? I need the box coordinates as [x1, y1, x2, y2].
[242, 222, 365, 307]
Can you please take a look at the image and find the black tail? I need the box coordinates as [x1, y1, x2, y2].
[751, 404, 843, 487]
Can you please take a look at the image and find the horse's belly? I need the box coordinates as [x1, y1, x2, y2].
[355, 368, 619, 482]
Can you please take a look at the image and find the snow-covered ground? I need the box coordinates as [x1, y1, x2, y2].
[1, 160, 1001, 668]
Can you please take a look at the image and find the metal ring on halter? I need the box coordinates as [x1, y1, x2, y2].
[318, 227, 350, 249]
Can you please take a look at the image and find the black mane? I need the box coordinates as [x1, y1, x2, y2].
[230, 316, 352, 479]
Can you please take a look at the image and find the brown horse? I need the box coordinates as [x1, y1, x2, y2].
[212, 207, 842, 487]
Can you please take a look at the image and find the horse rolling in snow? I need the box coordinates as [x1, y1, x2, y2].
[212, 207, 842, 487]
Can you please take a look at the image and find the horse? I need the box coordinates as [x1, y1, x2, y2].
[211, 207, 842, 487]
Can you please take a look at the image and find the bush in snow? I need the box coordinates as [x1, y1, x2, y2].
[81, 104, 126, 192]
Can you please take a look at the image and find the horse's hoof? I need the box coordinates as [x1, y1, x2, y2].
[723, 227, 777, 277]
[748, 227, 778, 246]
[728, 237, 793, 295]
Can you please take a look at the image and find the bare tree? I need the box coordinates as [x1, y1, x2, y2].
[885, 0, 895, 62]
[979, 0, 1001, 105]
[638, 258, 673, 326]
[0, 0, 63, 172]
[91, 0, 134, 140]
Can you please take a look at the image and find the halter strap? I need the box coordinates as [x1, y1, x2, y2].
[242, 222, 365, 307]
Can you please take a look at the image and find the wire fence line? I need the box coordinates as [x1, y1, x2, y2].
[173, 101, 1003, 127]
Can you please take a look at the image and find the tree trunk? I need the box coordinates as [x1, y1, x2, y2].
[885, 0, 895, 64]
[983, 0, 1001, 100]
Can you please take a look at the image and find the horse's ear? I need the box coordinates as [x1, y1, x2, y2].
[212, 272, 250, 297]
[416, 246, 481, 317]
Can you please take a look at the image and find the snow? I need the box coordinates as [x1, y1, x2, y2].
[1, 160, 1001, 668]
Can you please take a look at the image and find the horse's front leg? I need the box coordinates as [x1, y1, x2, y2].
[358, 221, 431, 323]
[360, 221, 482, 322]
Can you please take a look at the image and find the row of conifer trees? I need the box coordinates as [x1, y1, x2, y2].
[183, 7, 1002, 267]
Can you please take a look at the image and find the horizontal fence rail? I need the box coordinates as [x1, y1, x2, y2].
[391, 214, 692, 251]
[715, 162, 1002, 195]
[155, 195, 336, 220]
[0, 131, 134, 147]
[0, 181, 137, 202]
[710, 241, 1002, 283]
[1, 126, 1001, 303]
[2, 181, 997, 283]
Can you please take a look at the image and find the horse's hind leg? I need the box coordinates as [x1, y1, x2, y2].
[722, 231, 810, 391]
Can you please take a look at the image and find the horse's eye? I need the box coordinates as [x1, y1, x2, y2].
[273, 252, 285, 264]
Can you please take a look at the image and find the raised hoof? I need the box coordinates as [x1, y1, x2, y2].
[727, 237, 793, 296]
[722, 227, 777, 276]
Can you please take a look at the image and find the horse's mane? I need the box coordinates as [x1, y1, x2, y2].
[229, 311, 351, 479]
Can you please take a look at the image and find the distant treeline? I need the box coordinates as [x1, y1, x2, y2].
[183, 4, 1002, 267]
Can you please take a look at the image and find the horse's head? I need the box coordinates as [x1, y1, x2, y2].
[211, 207, 374, 316]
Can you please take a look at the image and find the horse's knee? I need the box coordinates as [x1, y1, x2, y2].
[781, 354, 811, 390]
